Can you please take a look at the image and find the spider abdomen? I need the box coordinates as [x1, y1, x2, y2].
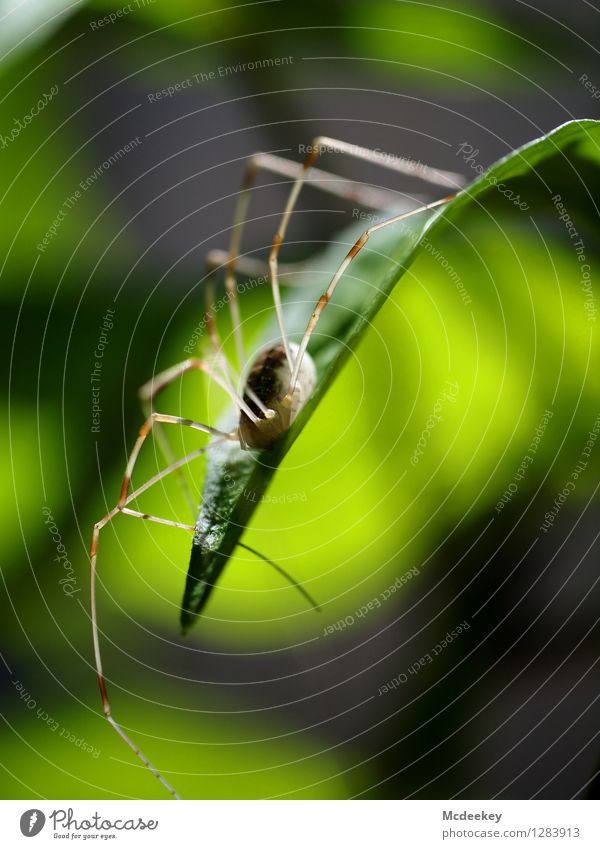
[238, 342, 316, 450]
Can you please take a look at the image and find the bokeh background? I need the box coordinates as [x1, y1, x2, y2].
[1, 0, 600, 800]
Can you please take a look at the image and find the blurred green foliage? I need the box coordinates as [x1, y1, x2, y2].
[182, 120, 600, 628]
[2, 0, 599, 801]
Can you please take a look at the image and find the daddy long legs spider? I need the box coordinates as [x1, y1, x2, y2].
[89, 136, 466, 799]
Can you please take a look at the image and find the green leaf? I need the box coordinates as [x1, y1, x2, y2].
[181, 118, 600, 632]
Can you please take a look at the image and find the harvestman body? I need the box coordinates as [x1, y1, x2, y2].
[89, 137, 465, 798]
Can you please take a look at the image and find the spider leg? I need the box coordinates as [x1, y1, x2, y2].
[235, 152, 408, 216]
[138, 357, 259, 519]
[289, 195, 455, 392]
[138, 312, 319, 615]
[90, 409, 237, 799]
[268, 136, 466, 368]
[138, 357, 261, 425]
[201, 268, 272, 420]
[217, 147, 458, 288]
[138, 345, 268, 523]
[223, 148, 436, 369]
[118, 412, 235, 506]
[206, 249, 311, 289]
[136, 402, 198, 519]
[238, 542, 321, 612]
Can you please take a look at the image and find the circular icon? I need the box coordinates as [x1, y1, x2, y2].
[19, 810, 46, 837]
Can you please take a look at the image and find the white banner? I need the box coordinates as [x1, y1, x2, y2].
[0, 800, 598, 848]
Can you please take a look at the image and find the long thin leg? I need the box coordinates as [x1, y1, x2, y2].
[241, 153, 408, 212]
[133, 399, 319, 616]
[135, 270, 268, 525]
[239, 543, 321, 612]
[204, 276, 238, 379]
[289, 195, 454, 392]
[202, 272, 271, 420]
[206, 249, 310, 288]
[306, 138, 466, 190]
[138, 358, 259, 424]
[91, 498, 194, 800]
[268, 137, 466, 367]
[222, 148, 443, 369]
[138, 356, 257, 518]
[138, 333, 316, 615]
[119, 412, 235, 505]
[137, 398, 198, 520]
[91, 410, 235, 798]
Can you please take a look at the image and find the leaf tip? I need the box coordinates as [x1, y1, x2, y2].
[179, 608, 196, 636]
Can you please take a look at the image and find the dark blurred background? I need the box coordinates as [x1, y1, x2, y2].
[1, 0, 599, 800]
